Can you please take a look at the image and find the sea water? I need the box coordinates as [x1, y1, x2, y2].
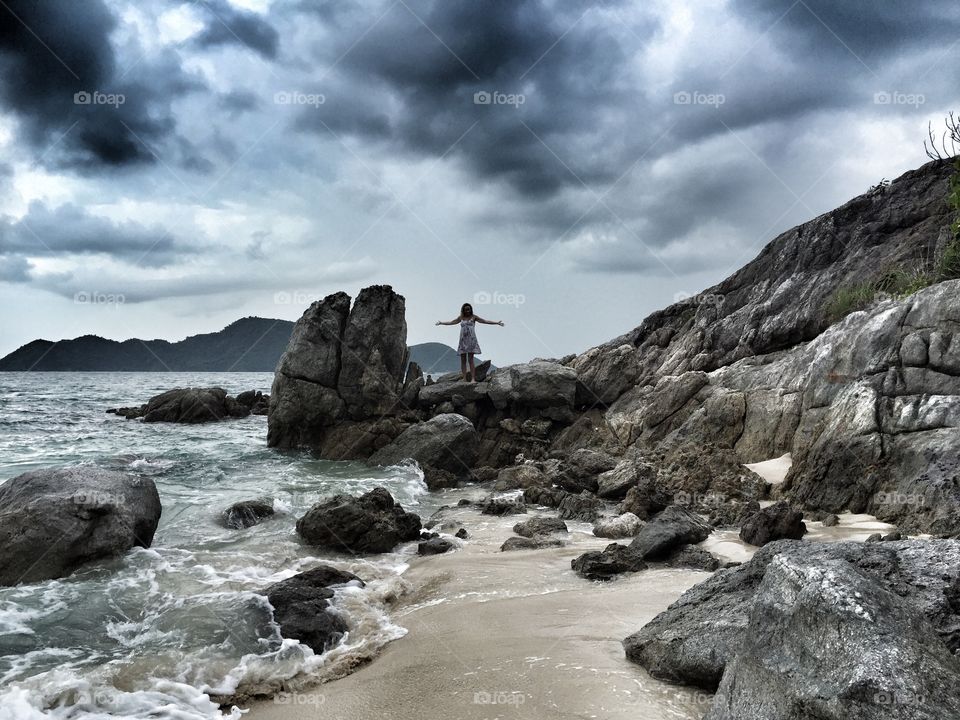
[0, 372, 433, 719]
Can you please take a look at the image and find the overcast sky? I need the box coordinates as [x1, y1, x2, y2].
[1, 0, 958, 366]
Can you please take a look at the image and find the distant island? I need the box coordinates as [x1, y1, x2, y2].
[0, 317, 463, 375]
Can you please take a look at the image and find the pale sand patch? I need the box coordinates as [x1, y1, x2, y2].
[242, 506, 712, 720]
[744, 453, 792, 484]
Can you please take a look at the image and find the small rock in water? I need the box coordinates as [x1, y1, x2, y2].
[501, 535, 565, 552]
[418, 537, 454, 555]
[455, 528, 469, 539]
[629, 505, 712, 560]
[571, 543, 647, 580]
[266, 564, 361, 653]
[220, 499, 275, 529]
[667, 545, 720, 572]
[821, 513, 840, 527]
[296, 487, 422, 553]
[513, 517, 568, 538]
[593, 512, 644, 539]
[739, 501, 806, 547]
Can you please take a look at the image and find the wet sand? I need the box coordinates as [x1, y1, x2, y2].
[244, 456, 897, 720]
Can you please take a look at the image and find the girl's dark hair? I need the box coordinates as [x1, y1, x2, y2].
[460, 303, 473, 317]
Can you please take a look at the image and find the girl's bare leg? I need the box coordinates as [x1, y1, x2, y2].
[468, 353, 476, 382]
[460, 353, 468, 381]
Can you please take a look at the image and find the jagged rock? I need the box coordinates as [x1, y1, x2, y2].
[296, 487, 421, 553]
[494, 464, 550, 491]
[266, 564, 361, 653]
[657, 444, 767, 510]
[667, 544, 719, 571]
[571, 543, 647, 580]
[523, 486, 569, 508]
[369, 413, 479, 476]
[480, 497, 527, 516]
[471, 466, 499, 483]
[108, 387, 254, 423]
[553, 448, 617, 493]
[0, 467, 162, 586]
[501, 535, 565, 551]
[629, 505, 712, 559]
[597, 453, 656, 499]
[739, 502, 806, 546]
[421, 466, 459, 491]
[618, 479, 672, 520]
[708, 499, 760, 528]
[557, 492, 603, 522]
[220, 498, 275, 529]
[455, 528, 469, 539]
[704, 554, 960, 720]
[418, 537, 454, 555]
[821, 513, 840, 527]
[623, 539, 960, 692]
[593, 512, 643, 539]
[513, 517, 568, 538]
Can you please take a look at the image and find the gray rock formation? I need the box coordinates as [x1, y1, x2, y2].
[220, 498, 275, 529]
[108, 387, 265, 423]
[513, 517, 568, 538]
[739, 501, 806, 546]
[623, 540, 960, 691]
[0, 466, 162, 586]
[296, 487, 421, 553]
[369, 413, 479, 477]
[571, 543, 647, 580]
[501, 535, 565, 551]
[628, 505, 712, 559]
[268, 286, 408, 451]
[265, 564, 361, 653]
[593, 512, 643, 538]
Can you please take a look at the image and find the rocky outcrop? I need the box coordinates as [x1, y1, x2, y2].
[220, 498, 275, 529]
[108, 387, 267, 422]
[0, 467, 162, 586]
[265, 564, 361, 653]
[369, 413, 479, 478]
[296, 487, 421, 553]
[628, 505, 712, 559]
[623, 540, 960, 692]
[268, 286, 409, 451]
[704, 553, 960, 720]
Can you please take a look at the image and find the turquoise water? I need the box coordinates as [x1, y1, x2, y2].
[0, 373, 429, 719]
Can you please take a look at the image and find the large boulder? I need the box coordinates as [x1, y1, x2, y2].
[623, 540, 960, 692]
[265, 564, 361, 653]
[628, 505, 712, 559]
[296, 487, 421, 553]
[220, 498, 275, 529]
[739, 501, 806, 546]
[572, 543, 647, 580]
[705, 554, 960, 719]
[553, 448, 618, 494]
[593, 512, 643, 539]
[369, 413, 479, 476]
[487, 361, 578, 411]
[0, 467, 162, 586]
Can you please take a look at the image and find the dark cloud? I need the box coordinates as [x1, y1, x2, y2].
[219, 89, 261, 115]
[193, 0, 280, 59]
[0, 255, 31, 283]
[0, 0, 202, 170]
[0, 201, 188, 268]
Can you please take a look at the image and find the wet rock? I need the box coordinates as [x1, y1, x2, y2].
[513, 517, 568, 538]
[501, 535, 565, 552]
[739, 502, 806, 547]
[265, 564, 361, 653]
[667, 545, 720, 572]
[421, 465, 459, 491]
[370, 413, 479, 477]
[866, 532, 883, 542]
[494, 464, 550, 491]
[821, 513, 840, 527]
[593, 512, 644, 539]
[109, 387, 255, 423]
[704, 554, 960, 720]
[572, 543, 647, 580]
[617, 479, 672, 520]
[557, 492, 603, 522]
[418, 537, 454, 555]
[0, 466, 162, 586]
[480, 497, 527, 516]
[523, 486, 569, 508]
[629, 505, 712, 560]
[455, 528, 469, 539]
[554, 449, 618, 494]
[220, 498, 275, 529]
[296, 487, 421, 553]
[623, 539, 960, 692]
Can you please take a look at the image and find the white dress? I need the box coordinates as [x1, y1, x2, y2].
[457, 318, 481, 354]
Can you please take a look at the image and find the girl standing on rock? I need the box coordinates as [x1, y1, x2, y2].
[436, 303, 504, 382]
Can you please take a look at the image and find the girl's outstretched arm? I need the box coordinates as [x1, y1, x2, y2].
[474, 316, 505, 326]
[435, 317, 461, 325]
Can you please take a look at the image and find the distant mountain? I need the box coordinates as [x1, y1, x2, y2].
[0, 318, 460, 373]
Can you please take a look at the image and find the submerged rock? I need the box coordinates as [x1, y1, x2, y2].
[0, 466, 162, 586]
[220, 498, 275, 529]
[572, 543, 647, 580]
[296, 487, 421, 553]
[501, 535, 565, 552]
[108, 387, 263, 423]
[418, 537, 454, 555]
[265, 564, 361, 653]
